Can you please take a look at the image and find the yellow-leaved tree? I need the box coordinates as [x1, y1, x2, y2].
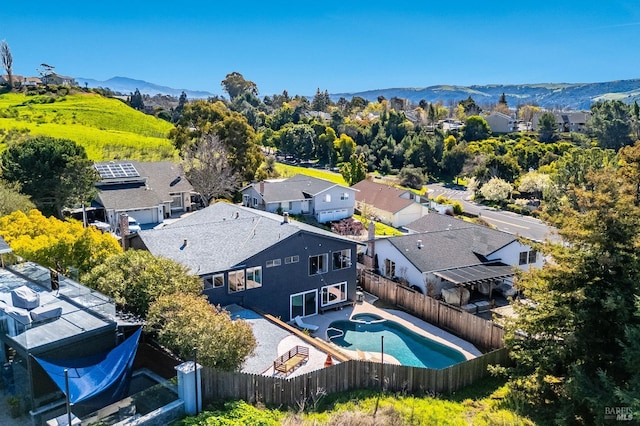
[0, 209, 122, 274]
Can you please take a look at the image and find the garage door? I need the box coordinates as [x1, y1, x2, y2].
[125, 209, 156, 225]
[317, 209, 349, 223]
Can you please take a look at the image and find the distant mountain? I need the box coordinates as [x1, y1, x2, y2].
[332, 79, 640, 110]
[75, 76, 216, 99]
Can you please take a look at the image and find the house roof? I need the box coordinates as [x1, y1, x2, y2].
[351, 179, 415, 214]
[0, 236, 11, 254]
[246, 174, 350, 203]
[383, 225, 517, 273]
[405, 213, 481, 233]
[0, 262, 115, 352]
[135, 202, 358, 276]
[94, 161, 193, 211]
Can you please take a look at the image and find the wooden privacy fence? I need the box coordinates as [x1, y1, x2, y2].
[201, 348, 508, 407]
[358, 267, 505, 351]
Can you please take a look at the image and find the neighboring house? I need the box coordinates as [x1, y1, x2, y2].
[369, 213, 542, 298]
[532, 110, 591, 133]
[130, 202, 360, 321]
[93, 160, 194, 231]
[352, 179, 429, 228]
[41, 73, 77, 86]
[484, 111, 517, 133]
[241, 174, 356, 223]
[0, 255, 120, 420]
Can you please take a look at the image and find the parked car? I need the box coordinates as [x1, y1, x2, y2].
[115, 216, 141, 235]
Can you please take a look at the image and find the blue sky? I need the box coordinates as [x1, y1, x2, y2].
[2, 1, 640, 96]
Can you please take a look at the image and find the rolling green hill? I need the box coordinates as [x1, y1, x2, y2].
[0, 92, 177, 161]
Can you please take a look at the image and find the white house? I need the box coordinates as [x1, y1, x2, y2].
[240, 174, 356, 223]
[369, 214, 543, 299]
[352, 178, 428, 228]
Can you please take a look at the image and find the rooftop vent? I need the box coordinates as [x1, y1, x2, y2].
[417, 239, 424, 249]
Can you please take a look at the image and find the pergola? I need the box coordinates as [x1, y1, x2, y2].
[433, 263, 515, 305]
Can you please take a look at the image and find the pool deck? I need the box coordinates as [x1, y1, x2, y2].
[238, 292, 482, 379]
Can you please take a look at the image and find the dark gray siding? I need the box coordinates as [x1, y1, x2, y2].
[202, 230, 358, 321]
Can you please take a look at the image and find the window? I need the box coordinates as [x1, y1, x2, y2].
[266, 259, 281, 268]
[324, 194, 331, 202]
[309, 254, 328, 275]
[340, 192, 349, 200]
[321, 282, 347, 306]
[228, 270, 245, 292]
[528, 250, 538, 264]
[285, 255, 299, 264]
[333, 249, 351, 270]
[170, 193, 183, 209]
[290, 290, 317, 319]
[203, 273, 225, 290]
[246, 266, 262, 289]
[519, 251, 528, 265]
[384, 259, 395, 278]
[252, 197, 258, 206]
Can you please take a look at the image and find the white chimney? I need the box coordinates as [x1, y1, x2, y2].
[283, 212, 289, 223]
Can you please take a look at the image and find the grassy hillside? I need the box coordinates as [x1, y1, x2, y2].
[0, 92, 176, 161]
[276, 163, 348, 185]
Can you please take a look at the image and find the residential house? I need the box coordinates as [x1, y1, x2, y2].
[352, 178, 429, 228]
[484, 111, 517, 134]
[532, 110, 591, 133]
[93, 160, 194, 231]
[130, 202, 360, 321]
[368, 213, 542, 299]
[41, 73, 77, 86]
[241, 174, 356, 223]
[0, 254, 119, 421]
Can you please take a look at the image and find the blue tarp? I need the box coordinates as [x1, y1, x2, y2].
[34, 328, 142, 405]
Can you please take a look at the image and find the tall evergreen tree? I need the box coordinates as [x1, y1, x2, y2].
[505, 142, 640, 423]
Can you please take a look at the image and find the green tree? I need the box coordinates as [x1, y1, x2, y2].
[0, 209, 122, 275]
[1, 136, 99, 218]
[505, 143, 640, 423]
[589, 100, 633, 150]
[462, 116, 491, 142]
[479, 177, 512, 202]
[341, 153, 367, 185]
[221, 71, 258, 100]
[172, 91, 188, 123]
[398, 165, 425, 190]
[334, 133, 356, 163]
[147, 293, 256, 371]
[317, 127, 337, 165]
[0, 181, 34, 216]
[517, 170, 551, 200]
[537, 112, 558, 143]
[171, 100, 263, 181]
[129, 89, 145, 111]
[82, 249, 202, 317]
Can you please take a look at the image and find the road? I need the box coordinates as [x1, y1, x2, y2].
[426, 183, 559, 243]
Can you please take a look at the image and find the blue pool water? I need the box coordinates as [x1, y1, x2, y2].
[327, 316, 467, 369]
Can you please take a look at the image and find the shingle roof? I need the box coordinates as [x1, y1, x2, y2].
[405, 213, 478, 233]
[136, 202, 356, 276]
[248, 174, 347, 203]
[94, 161, 193, 210]
[384, 226, 516, 273]
[351, 179, 415, 214]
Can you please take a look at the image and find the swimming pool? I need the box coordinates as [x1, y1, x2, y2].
[327, 314, 467, 369]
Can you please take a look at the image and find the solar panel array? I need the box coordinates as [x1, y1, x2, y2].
[94, 163, 140, 179]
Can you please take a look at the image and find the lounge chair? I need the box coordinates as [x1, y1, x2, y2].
[294, 315, 319, 332]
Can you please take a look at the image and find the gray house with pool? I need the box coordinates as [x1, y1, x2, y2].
[130, 202, 360, 321]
